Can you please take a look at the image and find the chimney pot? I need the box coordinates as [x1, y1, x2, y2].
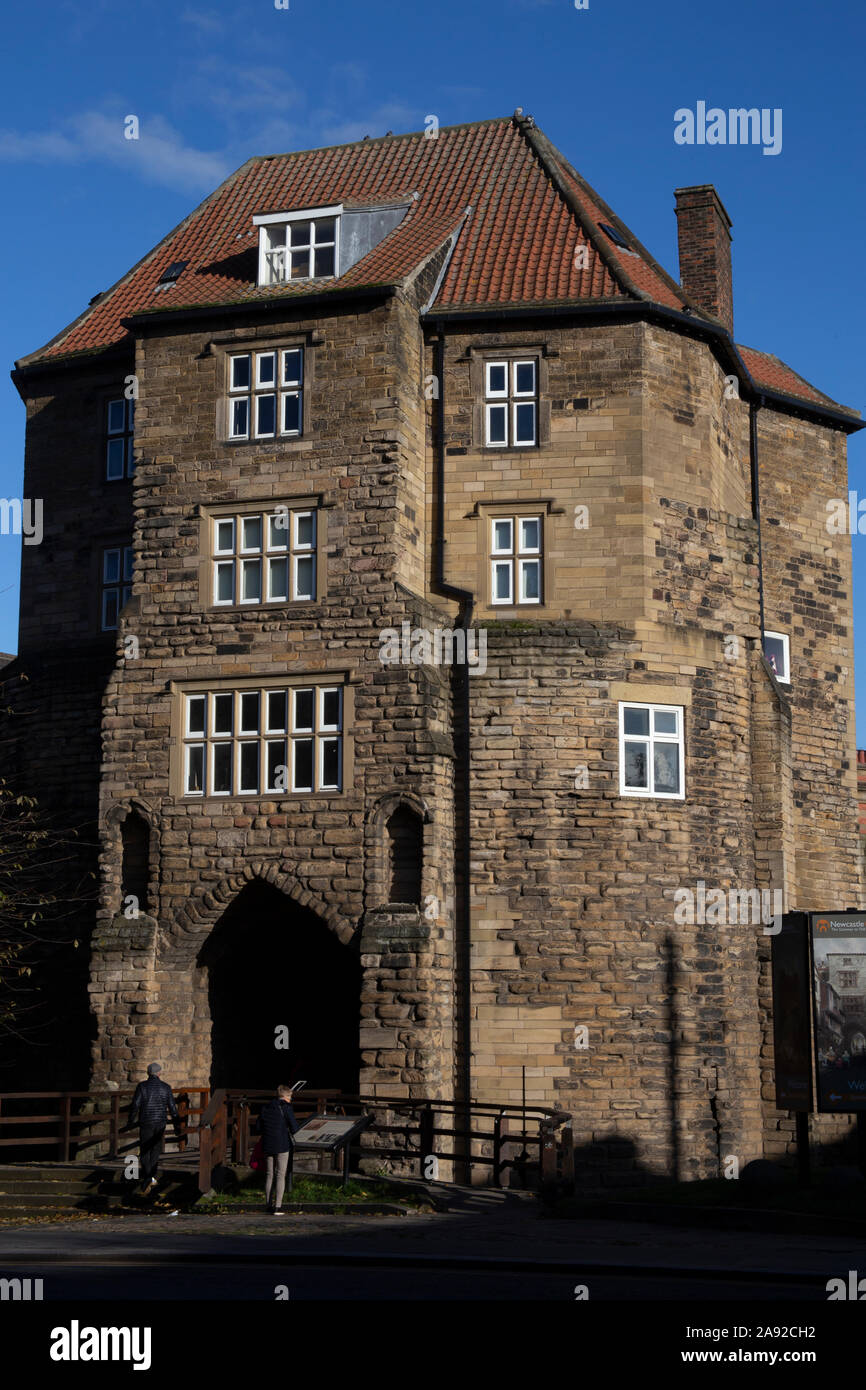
[674, 185, 734, 335]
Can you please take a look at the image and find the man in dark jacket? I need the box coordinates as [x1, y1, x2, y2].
[128, 1063, 180, 1190]
[255, 1085, 299, 1215]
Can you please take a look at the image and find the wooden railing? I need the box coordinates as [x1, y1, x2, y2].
[197, 1089, 227, 1193]
[0, 1088, 210, 1162]
[196, 1090, 572, 1194]
[0, 1087, 573, 1193]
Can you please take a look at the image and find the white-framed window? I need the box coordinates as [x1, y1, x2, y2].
[106, 398, 135, 480]
[228, 347, 304, 441]
[489, 514, 542, 605]
[763, 631, 790, 685]
[484, 359, 537, 447]
[101, 544, 133, 630]
[182, 685, 342, 797]
[212, 506, 316, 606]
[619, 702, 684, 800]
[254, 207, 341, 286]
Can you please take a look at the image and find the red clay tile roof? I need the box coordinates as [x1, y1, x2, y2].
[736, 346, 850, 411]
[535, 134, 690, 314]
[15, 115, 860, 423]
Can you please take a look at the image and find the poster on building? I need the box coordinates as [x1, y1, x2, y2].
[810, 912, 866, 1112]
[771, 913, 813, 1112]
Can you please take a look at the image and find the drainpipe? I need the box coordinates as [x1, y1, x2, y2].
[432, 324, 474, 1164]
[749, 396, 767, 650]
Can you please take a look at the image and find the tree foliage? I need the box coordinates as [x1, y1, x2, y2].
[0, 778, 93, 1047]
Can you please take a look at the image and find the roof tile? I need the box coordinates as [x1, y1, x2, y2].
[16, 116, 859, 422]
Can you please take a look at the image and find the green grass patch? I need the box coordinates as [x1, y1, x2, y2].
[196, 1174, 429, 1211]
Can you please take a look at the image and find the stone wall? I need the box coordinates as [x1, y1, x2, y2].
[7, 292, 862, 1185]
[1, 354, 134, 1088]
[89, 288, 458, 1103]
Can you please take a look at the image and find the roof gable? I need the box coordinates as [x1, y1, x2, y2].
[13, 115, 860, 425]
[15, 118, 653, 367]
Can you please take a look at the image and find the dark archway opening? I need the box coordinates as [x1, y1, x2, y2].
[121, 812, 150, 913]
[386, 805, 423, 904]
[198, 879, 361, 1093]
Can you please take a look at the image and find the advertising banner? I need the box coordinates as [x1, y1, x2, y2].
[810, 911, 866, 1112]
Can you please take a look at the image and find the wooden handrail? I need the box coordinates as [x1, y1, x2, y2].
[0, 1086, 573, 1191]
[0, 1087, 211, 1161]
[0, 1087, 211, 1100]
[198, 1088, 227, 1194]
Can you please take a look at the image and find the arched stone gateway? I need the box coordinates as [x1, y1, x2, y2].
[198, 879, 361, 1092]
[172, 861, 356, 948]
[89, 866, 360, 1090]
[89, 855, 456, 1097]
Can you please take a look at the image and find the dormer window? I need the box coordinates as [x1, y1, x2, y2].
[254, 207, 341, 286]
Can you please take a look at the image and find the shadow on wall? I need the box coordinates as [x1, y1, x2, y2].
[546, 1127, 866, 1204]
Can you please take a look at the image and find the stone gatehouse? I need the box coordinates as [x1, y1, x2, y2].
[5, 113, 863, 1182]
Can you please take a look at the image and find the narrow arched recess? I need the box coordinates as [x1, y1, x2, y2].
[385, 804, 424, 905]
[120, 812, 150, 914]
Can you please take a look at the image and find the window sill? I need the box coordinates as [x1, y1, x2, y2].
[618, 791, 685, 802]
[209, 600, 321, 612]
[179, 791, 343, 804]
[258, 276, 336, 289]
[224, 436, 305, 447]
[478, 444, 540, 454]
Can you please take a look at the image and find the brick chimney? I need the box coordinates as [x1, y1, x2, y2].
[674, 185, 733, 335]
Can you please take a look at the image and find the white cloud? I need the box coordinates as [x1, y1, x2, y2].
[0, 111, 230, 194]
[179, 8, 225, 34]
[172, 59, 304, 117]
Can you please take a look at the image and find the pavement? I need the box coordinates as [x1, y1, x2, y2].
[1, 1183, 865, 1300]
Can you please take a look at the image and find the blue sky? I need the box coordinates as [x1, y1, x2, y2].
[1, 0, 864, 726]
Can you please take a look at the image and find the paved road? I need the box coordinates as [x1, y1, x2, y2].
[0, 1260, 826, 1300]
[1, 1194, 863, 1300]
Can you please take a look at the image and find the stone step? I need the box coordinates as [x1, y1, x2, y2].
[0, 1172, 197, 1212]
[0, 1193, 100, 1209]
[0, 1165, 195, 1180]
[0, 1205, 64, 1218]
[0, 1163, 200, 1216]
[0, 1188, 152, 1207]
[0, 1173, 101, 1187]
[0, 1166, 106, 1179]
[0, 1183, 97, 1196]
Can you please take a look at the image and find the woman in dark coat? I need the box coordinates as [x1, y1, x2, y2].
[255, 1085, 300, 1214]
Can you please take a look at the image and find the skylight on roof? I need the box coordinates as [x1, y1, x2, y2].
[599, 223, 630, 250]
[155, 260, 188, 289]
